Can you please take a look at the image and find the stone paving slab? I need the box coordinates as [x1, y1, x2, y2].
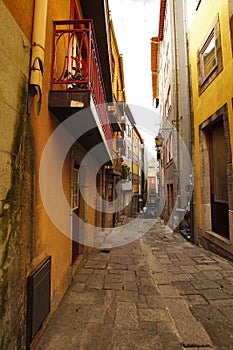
[35, 220, 233, 350]
[165, 299, 212, 347]
[144, 222, 233, 350]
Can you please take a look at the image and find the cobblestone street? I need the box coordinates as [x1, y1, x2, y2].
[35, 221, 233, 350]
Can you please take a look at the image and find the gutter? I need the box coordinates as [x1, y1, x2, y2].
[29, 0, 48, 115]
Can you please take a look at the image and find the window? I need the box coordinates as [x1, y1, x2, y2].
[165, 87, 171, 119]
[200, 31, 217, 81]
[197, 16, 223, 94]
[72, 164, 79, 209]
[166, 133, 172, 164]
[127, 124, 131, 138]
[127, 146, 131, 159]
[108, 182, 113, 202]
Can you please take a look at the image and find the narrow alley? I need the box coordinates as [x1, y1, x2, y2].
[1, 1, 233, 348]
[35, 220, 233, 350]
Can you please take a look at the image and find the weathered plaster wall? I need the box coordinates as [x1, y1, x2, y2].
[0, 2, 33, 349]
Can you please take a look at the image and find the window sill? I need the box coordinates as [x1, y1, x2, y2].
[200, 65, 218, 86]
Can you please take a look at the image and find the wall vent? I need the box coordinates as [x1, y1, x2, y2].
[26, 256, 51, 348]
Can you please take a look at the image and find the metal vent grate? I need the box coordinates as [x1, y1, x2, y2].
[26, 256, 51, 348]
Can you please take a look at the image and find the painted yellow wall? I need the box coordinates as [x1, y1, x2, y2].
[109, 14, 126, 103]
[29, 0, 73, 311]
[133, 128, 140, 194]
[188, 0, 233, 228]
[30, 0, 101, 309]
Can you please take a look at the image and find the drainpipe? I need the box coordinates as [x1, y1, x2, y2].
[171, 0, 181, 228]
[183, 0, 195, 243]
[29, 0, 48, 115]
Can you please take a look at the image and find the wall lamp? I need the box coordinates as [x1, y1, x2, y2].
[155, 127, 173, 147]
[155, 134, 163, 161]
[155, 127, 173, 160]
[155, 134, 163, 148]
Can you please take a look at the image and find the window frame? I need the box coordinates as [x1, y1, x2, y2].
[197, 15, 223, 95]
[199, 30, 217, 82]
[72, 164, 80, 210]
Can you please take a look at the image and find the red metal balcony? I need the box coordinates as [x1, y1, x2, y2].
[48, 20, 112, 155]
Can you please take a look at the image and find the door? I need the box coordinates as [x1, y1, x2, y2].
[72, 163, 80, 264]
[166, 183, 174, 220]
[208, 120, 229, 238]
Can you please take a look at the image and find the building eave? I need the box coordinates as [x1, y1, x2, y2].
[158, 0, 166, 41]
[80, 0, 113, 102]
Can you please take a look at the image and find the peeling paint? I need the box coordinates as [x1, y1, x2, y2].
[0, 80, 34, 349]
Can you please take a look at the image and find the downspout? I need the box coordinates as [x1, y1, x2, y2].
[171, 0, 181, 226]
[28, 0, 48, 115]
[183, 0, 195, 243]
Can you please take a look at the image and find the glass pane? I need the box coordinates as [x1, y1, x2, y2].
[72, 167, 79, 209]
[73, 182, 78, 194]
[73, 194, 79, 209]
[108, 183, 113, 201]
[202, 35, 216, 78]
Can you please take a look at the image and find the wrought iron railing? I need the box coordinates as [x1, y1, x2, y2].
[50, 20, 112, 145]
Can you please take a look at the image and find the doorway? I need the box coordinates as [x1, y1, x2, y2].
[208, 119, 229, 238]
[71, 163, 80, 264]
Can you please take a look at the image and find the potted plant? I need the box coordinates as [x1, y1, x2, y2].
[121, 163, 130, 180]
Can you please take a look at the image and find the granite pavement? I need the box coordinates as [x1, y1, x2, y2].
[35, 219, 233, 350]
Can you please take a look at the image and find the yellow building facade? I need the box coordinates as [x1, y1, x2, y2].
[132, 126, 144, 214]
[189, 0, 233, 257]
[109, 12, 126, 105]
[104, 12, 126, 226]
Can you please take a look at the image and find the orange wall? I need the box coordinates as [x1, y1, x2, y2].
[30, 0, 73, 309]
[4, 0, 83, 310]
[3, 0, 34, 39]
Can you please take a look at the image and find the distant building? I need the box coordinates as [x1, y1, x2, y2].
[147, 158, 157, 207]
[132, 125, 144, 215]
[105, 11, 126, 227]
[120, 105, 134, 215]
[152, 0, 192, 228]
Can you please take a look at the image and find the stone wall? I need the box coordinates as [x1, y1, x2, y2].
[0, 3, 33, 349]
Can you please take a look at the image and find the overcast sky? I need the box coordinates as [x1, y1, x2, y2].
[108, 0, 161, 153]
